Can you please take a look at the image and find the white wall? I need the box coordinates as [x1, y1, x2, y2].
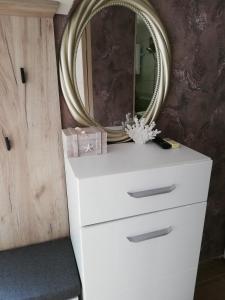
[55, 0, 74, 15]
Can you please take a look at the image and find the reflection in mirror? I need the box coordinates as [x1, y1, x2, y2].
[135, 15, 157, 118]
[77, 6, 157, 128]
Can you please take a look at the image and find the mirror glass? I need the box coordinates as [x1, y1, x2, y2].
[76, 6, 157, 128]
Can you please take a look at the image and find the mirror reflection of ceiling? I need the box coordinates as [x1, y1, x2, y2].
[78, 6, 157, 127]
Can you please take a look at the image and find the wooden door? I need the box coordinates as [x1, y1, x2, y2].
[0, 15, 68, 250]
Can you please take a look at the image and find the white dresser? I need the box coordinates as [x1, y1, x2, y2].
[64, 143, 212, 300]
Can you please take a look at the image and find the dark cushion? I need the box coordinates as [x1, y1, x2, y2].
[0, 238, 81, 300]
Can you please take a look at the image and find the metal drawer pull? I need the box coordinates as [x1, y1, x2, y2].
[127, 226, 173, 243]
[127, 184, 176, 198]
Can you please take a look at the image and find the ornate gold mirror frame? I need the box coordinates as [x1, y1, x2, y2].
[59, 0, 171, 142]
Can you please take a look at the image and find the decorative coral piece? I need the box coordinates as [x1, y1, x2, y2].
[125, 116, 161, 144]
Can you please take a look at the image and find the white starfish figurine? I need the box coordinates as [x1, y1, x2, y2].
[84, 143, 94, 153]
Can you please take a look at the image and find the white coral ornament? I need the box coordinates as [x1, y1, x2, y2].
[125, 117, 161, 144]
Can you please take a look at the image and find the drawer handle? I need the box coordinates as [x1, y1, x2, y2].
[127, 226, 173, 243]
[127, 184, 176, 198]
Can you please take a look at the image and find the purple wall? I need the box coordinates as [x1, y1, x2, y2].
[54, 0, 225, 260]
[153, 0, 225, 260]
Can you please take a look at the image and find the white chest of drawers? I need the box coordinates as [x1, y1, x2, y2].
[64, 143, 212, 300]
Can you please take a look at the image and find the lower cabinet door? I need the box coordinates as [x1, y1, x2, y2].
[80, 202, 206, 300]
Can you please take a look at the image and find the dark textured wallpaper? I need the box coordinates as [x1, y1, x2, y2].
[151, 0, 225, 260]
[90, 7, 135, 126]
[54, 0, 225, 260]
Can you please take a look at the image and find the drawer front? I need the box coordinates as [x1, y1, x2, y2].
[80, 203, 206, 300]
[79, 161, 211, 226]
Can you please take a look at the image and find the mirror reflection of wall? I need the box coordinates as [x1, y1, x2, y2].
[90, 6, 135, 127]
[77, 6, 157, 128]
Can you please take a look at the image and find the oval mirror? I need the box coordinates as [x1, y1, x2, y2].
[60, 0, 171, 142]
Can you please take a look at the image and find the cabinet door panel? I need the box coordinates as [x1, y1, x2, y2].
[0, 15, 68, 250]
[80, 203, 206, 300]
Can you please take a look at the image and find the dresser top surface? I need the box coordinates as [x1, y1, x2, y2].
[68, 142, 211, 179]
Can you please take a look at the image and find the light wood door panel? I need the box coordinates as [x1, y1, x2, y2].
[0, 15, 69, 250]
[0, 0, 59, 18]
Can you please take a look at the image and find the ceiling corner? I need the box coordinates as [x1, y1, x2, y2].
[56, 0, 74, 15]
